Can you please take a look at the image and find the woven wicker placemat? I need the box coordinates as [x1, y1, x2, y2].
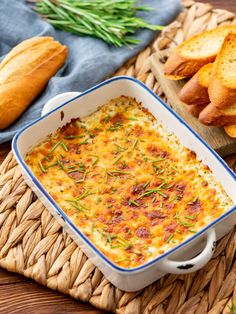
[0, 1, 236, 313]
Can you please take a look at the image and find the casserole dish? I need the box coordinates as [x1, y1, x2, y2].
[12, 76, 236, 292]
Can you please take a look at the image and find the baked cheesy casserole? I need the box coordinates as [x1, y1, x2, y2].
[26, 96, 232, 268]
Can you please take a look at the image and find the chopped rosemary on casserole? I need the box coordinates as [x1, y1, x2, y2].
[25, 96, 232, 268]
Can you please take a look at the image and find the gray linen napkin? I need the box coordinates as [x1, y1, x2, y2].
[0, 0, 181, 143]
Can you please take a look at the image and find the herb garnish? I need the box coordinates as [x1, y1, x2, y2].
[115, 144, 126, 154]
[179, 220, 195, 228]
[50, 140, 62, 153]
[64, 135, 84, 139]
[57, 159, 65, 170]
[166, 233, 175, 243]
[61, 142, 69, 151]
[76, 171, 88, 183]
[143, 181, 150, 188]
[129, 200, 140, 207]
[127, 117, 138, 121]
[137, 182, 167, 199]
[108, 169, 130, 175]
[132, 138, 138, 150]
[113, 155, 123, 165]
[185, 214, 195, 221]
[75, 189, 94, 201]
[67, 168, 85, 174]
[39, 160, 47, 173]
[92, 156, 99, 167]
[46, 162, 58, 169]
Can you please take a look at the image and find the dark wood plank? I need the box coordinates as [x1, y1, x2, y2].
[0, 142, 11, 163]
[0, 1, 235, 313]
[0, 277, 108, 314]
[0, 268, 28, 286]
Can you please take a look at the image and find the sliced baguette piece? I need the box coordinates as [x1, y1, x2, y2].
[187, 103, 208, 118]
[179, 63, 213, 105]
[199, 102, 236, 126]
[164, 25, 236, 79]
[208, 32, 236, 108]
[224, 125, 236, 138]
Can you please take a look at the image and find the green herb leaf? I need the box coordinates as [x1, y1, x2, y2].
[39, 160, 47, 173]
[113, 155, 122, 165]
[61, 142, 69, 151]
[129, 200, 140, 207]
[35, 0, 163, 47]
[50, 140, 62, 153]
[132, 138, 138, 150]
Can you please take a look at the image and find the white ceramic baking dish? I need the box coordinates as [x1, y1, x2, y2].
[12, 76, 236, 292]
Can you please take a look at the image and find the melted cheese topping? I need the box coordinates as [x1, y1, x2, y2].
[26, 96, 232, 268]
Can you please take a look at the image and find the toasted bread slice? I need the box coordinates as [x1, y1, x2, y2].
[224, 125, 236, 138]
[187, 103, 208, 118]
[199, 102, 236, 126]
[164, 25, 236, 79]
[208, 32, 236, 108]
[179, 63, 213, 105]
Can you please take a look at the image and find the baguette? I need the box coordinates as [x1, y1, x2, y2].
[164, 25, 236, 80]
[0, 37, 67, 130]
[199, 102, 236, 126]
[187, 104, 207, 118]
[179, 63, 212, 106]
[208, 32, 236, 108]
[199, 32, 236, 126]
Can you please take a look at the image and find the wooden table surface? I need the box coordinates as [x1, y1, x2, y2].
[0, 1, 235, 313]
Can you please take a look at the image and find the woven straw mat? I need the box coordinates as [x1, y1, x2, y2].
[0, 1, 236, 313]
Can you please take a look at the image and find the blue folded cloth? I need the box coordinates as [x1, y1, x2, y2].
[0, 0, 181, 144]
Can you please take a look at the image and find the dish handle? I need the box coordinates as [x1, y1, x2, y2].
[158, 228, 216, 274]
[41, 92, 82, 116]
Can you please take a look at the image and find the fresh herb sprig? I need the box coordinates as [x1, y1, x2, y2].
[34, 0, 163, 47]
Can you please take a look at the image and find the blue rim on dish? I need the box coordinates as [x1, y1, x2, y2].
[12, 76, 236, 273]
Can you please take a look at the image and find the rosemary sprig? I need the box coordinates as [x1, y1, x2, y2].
[35, 0, 163, 47]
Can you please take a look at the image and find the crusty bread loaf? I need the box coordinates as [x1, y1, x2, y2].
[0, 37, 67, 130]
[164, 25, 236, 79]
[208, 32, 236, 108]
[199, 102, 236, 126]
[179, 63, 213, 106]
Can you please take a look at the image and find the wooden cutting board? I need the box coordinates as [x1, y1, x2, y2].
[151, 52, 236, 157]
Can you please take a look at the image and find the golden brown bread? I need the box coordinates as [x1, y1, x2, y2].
[199, 32, 236, 126]
[164, 25, 236, 80]
[0, 37, 67, 130]
[224, 125, 236, 138]
[199, 103, 236, 126]
[179, 63, 213, 106]
[208, 32, 236, 109]
[187, 104, 207, 118]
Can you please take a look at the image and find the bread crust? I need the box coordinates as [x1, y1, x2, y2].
[208, 32, 236, 109]
[179, 73, 210, 106]
[0, 37, 67, 130]
[187, 104, 208, 117]
[164, 50, 213, 79]
[199, 103, 236, 126]
[164, 25, 236, 80]
[224, 125, 236, 138]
